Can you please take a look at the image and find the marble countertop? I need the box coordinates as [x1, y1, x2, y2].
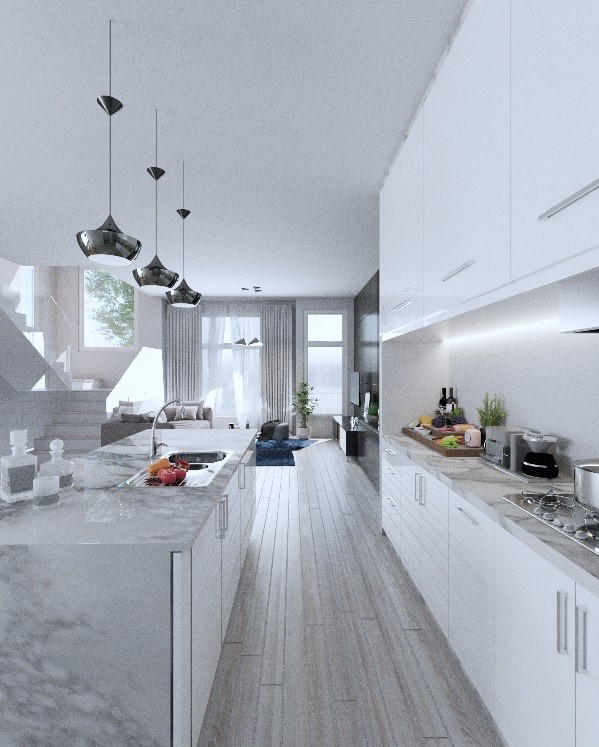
[0, 430, 256, 550]
[385, 432, 599, 597]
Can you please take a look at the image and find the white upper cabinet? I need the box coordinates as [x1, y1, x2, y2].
[379, 108, 424, 333]
[511, 1, 599, 280]
[423, 0, 510, 317]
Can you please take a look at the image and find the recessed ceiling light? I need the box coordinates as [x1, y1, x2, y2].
[241, 287, 249, 291]
[255, 288, 262, 292]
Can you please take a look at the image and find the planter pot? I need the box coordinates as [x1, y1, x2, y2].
[297, 427, 311, 439]
[366, 415, 379, 426]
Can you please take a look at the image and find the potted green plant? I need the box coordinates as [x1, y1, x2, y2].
[366, 402, 379, 425]
[292, 381, 318, 439]
[477, 393, 507, 445]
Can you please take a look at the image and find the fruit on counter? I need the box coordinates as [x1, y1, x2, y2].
[148, 456, 171, 476]
[439, 435, 460, 449]
[173, 465, 188, 481]
[158, 468, 178, 485]
[432, 414, 446, 428]
[408, 419, 420, 428]
[419, 415, 433, 426]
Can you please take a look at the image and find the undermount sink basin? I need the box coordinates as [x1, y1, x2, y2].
[118, 450, 233, 489]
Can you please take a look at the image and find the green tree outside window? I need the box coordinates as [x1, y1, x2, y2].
[84, 270, 134, 347]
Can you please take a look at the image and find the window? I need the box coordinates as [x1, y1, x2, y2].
[306, 312, 343, 414]
[83, 270, 135, 348]
[201, 314, 262, 427]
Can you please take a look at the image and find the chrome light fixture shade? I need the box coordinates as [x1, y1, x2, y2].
[132, 254, 179, 295]
[77, 22, 140, 265]
[166, 278, 201, 307]
[77, 214, 141, 266]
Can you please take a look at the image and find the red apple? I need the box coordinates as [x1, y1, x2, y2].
[173, 466, 187, 481]
[158, 468, 177, 485]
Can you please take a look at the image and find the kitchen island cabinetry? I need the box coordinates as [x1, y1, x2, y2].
[0, 430, 257, 747]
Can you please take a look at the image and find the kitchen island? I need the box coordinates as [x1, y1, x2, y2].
[0, 429, 256, 747]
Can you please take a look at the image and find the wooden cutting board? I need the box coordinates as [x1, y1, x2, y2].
[401, 427, 484, 457]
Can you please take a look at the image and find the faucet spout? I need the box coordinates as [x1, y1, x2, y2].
[150, 399, 186, 459]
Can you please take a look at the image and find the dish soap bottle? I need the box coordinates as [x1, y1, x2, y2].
[39, 439, 73, 489]
[1, 429, 37, 503]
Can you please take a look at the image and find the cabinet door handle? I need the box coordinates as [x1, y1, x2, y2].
[539, 176, 599, 221]
[414, 473, 419, 502]
[385, 448, 396, 455]
[225, 493, 229, 531]
[417, 474, 426, 505]
[576, 605, 588, 674]
[439, 259, 475, 283]
[217, 498, 226, 539]
[238, 463, 246, 489]
[385, 496, 396, 508]
[455, 505, 479, 526]
[386, 466, 397, 475]
[557, 590, 569, 654]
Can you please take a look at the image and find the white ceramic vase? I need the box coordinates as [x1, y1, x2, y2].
[297, 426, 311, 439]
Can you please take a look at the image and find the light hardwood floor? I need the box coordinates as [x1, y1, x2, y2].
[198, 439, 504, 746]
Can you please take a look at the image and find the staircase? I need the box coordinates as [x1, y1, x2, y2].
[34, 390, 109, 460]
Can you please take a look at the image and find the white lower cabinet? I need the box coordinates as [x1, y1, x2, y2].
[447, 490, 494, 713]
[494, 526, 575, 747]
[382, 448, 403, 555]
[575, 585, 599, 745]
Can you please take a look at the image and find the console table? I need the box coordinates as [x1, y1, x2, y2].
[332, 416, 360, 457]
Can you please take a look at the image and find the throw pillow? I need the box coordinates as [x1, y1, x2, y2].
[121, 413, 150, 423]
[146, 410, 168, 424]
[174, 406, 197, 421]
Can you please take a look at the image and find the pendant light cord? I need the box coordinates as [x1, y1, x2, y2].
[108, 19, 112, 216]
[155, 108, 158, 255]
[182, 161, 185, 276]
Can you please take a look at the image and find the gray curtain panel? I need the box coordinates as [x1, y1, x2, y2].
[162, 302, 202, 401]
[260, 304, 293, 423]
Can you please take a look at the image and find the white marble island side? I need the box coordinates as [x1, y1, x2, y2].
[0, 429, 257, 747]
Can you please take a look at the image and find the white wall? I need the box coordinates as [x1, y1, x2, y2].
[381, 280, 598, 477]
[295, 297, 354, 438]
[54, 268, 163, 388]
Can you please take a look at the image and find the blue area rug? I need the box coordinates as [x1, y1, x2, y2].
[255, 438, 317, 467]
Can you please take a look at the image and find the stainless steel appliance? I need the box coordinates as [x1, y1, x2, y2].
[574, 460, 599, 513]
[482, 428, 559, 481]
[503, 490, 599, 554]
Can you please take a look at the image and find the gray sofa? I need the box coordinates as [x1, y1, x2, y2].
[101, 401, 213, 447]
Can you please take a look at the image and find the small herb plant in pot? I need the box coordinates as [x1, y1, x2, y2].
[477, 393, 507, 445]
[366, 403, 379, 425]
[293, 381, 318, 439]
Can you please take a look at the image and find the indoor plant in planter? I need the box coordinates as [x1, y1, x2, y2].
[293, 381, 318, 439]
[366, 402, 379, 425]
[477, 393, 507, 445]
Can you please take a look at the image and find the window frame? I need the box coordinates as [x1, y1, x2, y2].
[79, 269, 138, 352]
[303, 309, 346, 416]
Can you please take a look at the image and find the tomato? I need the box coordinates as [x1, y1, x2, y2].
[158, 468, 178, 485]
[176, 459, 190, 470]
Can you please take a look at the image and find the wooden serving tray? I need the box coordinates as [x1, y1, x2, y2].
[401, 427, 484, 457]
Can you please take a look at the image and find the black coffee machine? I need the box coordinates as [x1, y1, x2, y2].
[520, 433, 559, 479]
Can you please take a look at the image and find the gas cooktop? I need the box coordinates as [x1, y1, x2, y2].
[503, 490, 599, 555]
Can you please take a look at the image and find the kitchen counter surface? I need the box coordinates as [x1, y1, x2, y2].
[0, 429, 256, 549]
[385, 432, 599, 597]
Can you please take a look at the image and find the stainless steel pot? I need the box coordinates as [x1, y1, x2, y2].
[574, 460, 599, 513]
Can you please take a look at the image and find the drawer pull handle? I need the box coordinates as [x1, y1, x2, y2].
[539, 176, 599, 221]
[576, 605, 588, 674]
[385, 448, 396, 455]
[386, 466, 397, 475]
[455, 505, 479, 526]
[385, 496, 396, 507]
[557, 590, 569, 654]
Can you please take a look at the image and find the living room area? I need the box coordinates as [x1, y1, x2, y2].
[0, 259, 378, 476]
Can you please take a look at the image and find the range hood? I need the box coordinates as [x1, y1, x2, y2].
[559, 268, 599, 332]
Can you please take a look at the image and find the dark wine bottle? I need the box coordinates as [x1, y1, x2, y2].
[438, 387, 448, 410]
[446, 388, 457, 413]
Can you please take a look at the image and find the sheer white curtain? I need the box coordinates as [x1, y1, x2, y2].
[200, 302, 262, 428]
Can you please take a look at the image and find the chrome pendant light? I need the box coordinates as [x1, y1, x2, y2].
[77, 20, 141, 265]
[133, 109, 179, 295]
[167, 162, 202, 308]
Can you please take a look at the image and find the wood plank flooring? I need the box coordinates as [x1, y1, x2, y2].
[198, 440, 504, 747]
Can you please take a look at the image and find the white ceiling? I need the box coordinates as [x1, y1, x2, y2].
[0, 0, 467, 297]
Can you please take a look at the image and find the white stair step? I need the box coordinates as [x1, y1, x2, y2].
[34, 436, 100, 455]
[63, 389, 110, 400]
[52, 412, 109, 425]
[61, 401, 109, 414]
[44, 424, 103, 439]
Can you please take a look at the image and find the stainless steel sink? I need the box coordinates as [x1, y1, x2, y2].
[118, 450, 233, 489]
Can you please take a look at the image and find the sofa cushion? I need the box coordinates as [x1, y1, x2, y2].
[121, 412, 151, 423]
[171, 419, 211, 430]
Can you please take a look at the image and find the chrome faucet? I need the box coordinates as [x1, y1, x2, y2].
[150, 399, 186, 459]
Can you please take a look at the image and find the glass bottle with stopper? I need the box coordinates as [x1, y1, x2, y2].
[39, 439, 73, 489]
[0, 429, 37, 503]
